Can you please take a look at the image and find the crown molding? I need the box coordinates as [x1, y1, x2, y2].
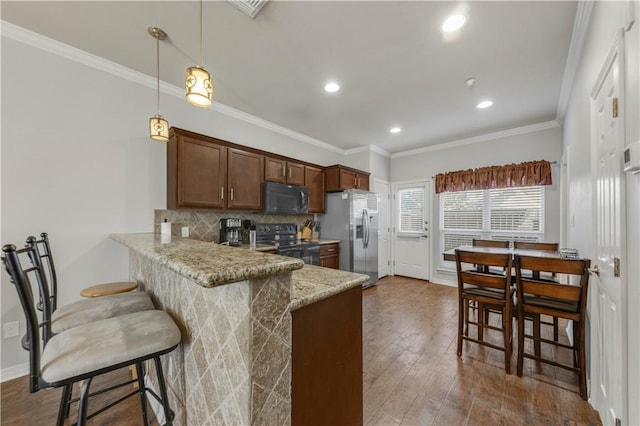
[391, 121, 561, 159]
[556, 0, 594, 123]
[344, 144, 391, 158]
[1, 21, 344, 155]
[369, 145, 391, 158]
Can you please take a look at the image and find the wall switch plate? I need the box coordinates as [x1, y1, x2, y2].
[181, 226, 189, 238]
[3, 321, 19, 339]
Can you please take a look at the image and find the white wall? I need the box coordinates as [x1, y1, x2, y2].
[562, 1, 639, 423]
[0, 32, 345, 374]
[343, 147, 391, 184]
[391, 125, 563, 286]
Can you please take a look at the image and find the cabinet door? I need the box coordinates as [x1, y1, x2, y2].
[356, 173, 369, 191]
[320, 255, 340, 269]
[340, 169, 357, 190]
[265, 157, 286, 183]
[227, 148, 264, 210]
[305, 166, 325, 213]
[287, 162, 306, 186]
[175, 136, 226, 209]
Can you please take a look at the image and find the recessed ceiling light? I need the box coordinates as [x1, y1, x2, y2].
[477, 100, 493, 109]
[324, 82, 340, 93]
[390, 127, 402, 134]
[442, 14, 467, 33]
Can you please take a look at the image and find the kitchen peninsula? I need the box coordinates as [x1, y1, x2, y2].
[111, 233, 367, 426]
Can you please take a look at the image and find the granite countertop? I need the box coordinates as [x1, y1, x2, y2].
[290, 265, 368, 311]
[236, 243, 277, 252]
[111, 233, 303, 288]
[318, 239, 340, 245]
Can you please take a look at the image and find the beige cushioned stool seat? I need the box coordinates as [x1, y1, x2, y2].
[41, 310, 181, 384]
[51, 291, 154, 334]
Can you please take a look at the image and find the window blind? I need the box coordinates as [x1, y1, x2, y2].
[398, 187, 424, 233]
[440, 186, 545, 265]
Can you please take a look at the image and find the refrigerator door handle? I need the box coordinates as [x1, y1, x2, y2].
[363, 208, 370, 248]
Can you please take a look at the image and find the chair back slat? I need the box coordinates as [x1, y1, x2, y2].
[456, 250, 510, 268]
[513, 241, 559, 252]
[520, 279, 581, 302]
[472, 239, 509, 248]
[461, 271, 508, 290]
[456, 249, 512, 294]
[2, 244, 43, 392]
[518, 256, 588, 276]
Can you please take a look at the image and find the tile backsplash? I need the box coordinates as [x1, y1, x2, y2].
[154, 210, 314, 243]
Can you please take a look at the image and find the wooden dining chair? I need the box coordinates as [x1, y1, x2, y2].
[514, 255, 591, 400]
[455, 249, 513, 373]
[513, 241, 561, 341]
[3, 242, 181, 425]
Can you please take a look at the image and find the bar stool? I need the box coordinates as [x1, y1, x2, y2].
[25, 235, 154, 336]
[34, 233, 138, 300]
[3, 243, 181, 425]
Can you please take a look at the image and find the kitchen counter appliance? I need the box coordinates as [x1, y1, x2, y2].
[318, 190, 379, 288]
[220, 217, 242, 246]
[255, 223, 319, 265]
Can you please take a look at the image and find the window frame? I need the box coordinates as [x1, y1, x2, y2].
[439, 186, 546, 269]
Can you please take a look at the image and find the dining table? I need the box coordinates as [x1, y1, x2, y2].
[442, 245, 566, 263]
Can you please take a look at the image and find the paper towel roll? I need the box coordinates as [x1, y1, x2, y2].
[161, 221, 172, 236]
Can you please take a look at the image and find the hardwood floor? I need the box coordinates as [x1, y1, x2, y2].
[1, 367, 157, 426]
[1, 276, 601, 425]
[363, 275, 601, 425]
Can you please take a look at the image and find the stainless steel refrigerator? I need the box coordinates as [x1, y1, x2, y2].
[319, 190, 379, 288]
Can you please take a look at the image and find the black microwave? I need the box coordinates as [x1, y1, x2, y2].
[263, 182, 309, 214]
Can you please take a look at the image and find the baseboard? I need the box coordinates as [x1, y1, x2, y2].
[1, 362, 29, 383]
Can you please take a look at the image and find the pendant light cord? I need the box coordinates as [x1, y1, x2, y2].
[156, 35, 161, 115]
[199, 0, 203, 66]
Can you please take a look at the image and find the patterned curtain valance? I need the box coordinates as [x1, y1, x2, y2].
[434, 160, 552, 194]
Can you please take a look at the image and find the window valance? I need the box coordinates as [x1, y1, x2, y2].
[434, 160, 552, 194]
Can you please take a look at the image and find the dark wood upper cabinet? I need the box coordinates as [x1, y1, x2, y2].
[287, 162, 305, 186]
[265, 157, 287, 183]
[305, 165, 325, 213]
[168, 134, 227, 209]
[227, 148, 264, 210]
[324, 165, 370, 192]
[265, 156, 305, 186]
[168, 128, 372, 212]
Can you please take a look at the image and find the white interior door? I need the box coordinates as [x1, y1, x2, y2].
[393, 181, 430, 280]
[590, 33, 626, 426]
[374, 179, 391, 278]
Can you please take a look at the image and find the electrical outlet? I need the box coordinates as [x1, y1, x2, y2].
[3, 321, 19, 339]
[181, 226, 189, 238]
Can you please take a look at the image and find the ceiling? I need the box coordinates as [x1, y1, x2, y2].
[1, 1, 578, 154]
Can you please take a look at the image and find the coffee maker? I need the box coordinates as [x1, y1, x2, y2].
[219, 218, 242, 246]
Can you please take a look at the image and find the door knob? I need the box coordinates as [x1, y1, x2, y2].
[588, 265, 600, 276]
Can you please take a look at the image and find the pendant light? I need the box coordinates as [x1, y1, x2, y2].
[148, 27, 170, 142]
[185, 0, 213, 107]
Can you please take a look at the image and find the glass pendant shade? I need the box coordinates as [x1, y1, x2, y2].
[149, 114, 169, 142]
[185, 66, 213, 107]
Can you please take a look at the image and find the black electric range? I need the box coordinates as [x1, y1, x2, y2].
[255, 223, 319, 265]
